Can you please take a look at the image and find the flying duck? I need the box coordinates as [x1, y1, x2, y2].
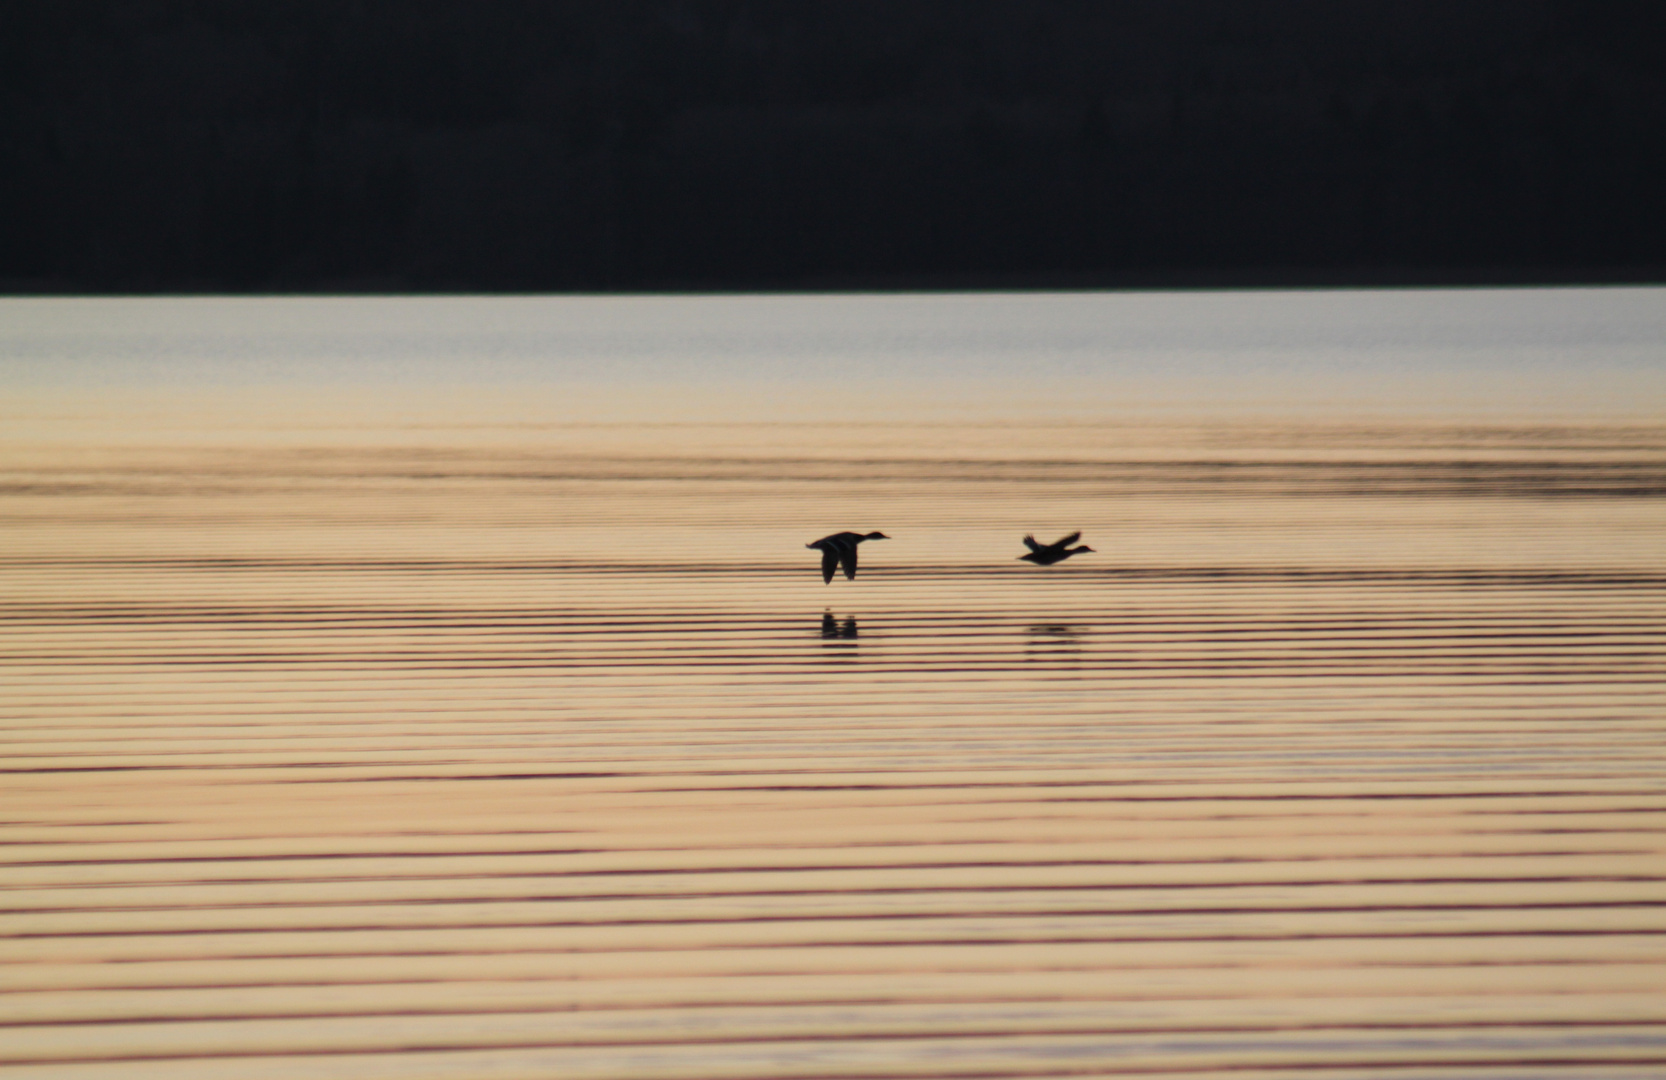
[1019, 531, 1094, 566]
[807, 531, 889, 583]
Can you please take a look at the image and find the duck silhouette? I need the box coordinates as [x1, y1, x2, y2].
[1018, 531, 1094, 566]
[807, 531, 889, 583]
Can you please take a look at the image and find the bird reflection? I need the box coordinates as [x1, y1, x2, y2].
[820, 611, 859, 639]
[1025, 622, 1083, 662]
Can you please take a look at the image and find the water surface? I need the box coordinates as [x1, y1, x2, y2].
[3, 290, 1665, 1079]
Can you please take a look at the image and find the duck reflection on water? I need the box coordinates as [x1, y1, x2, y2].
[1025, 622, 1084, 662]
[820, 611, 859, 640]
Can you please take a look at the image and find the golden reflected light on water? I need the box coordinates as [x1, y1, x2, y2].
[3, 293, 1666, 1078]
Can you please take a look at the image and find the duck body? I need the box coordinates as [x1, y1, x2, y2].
[1018, 531, 1094, 566]
[807, 530, 889, 583]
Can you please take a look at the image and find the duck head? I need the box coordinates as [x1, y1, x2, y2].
[865, 531, 890, 540]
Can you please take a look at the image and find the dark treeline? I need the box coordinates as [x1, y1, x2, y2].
[3, 0, 1663, 292]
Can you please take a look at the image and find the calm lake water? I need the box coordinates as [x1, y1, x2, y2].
[3, 290, 1665, 1078]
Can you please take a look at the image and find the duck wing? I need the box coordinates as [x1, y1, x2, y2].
[840, 541, 859, 580]
[1022, 534, 1043, 553]
[819, 546, 840, 584]
[1049, 531, 1081, 549]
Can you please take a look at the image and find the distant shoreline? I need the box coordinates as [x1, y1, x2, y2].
[4, 264, 1664, 297]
